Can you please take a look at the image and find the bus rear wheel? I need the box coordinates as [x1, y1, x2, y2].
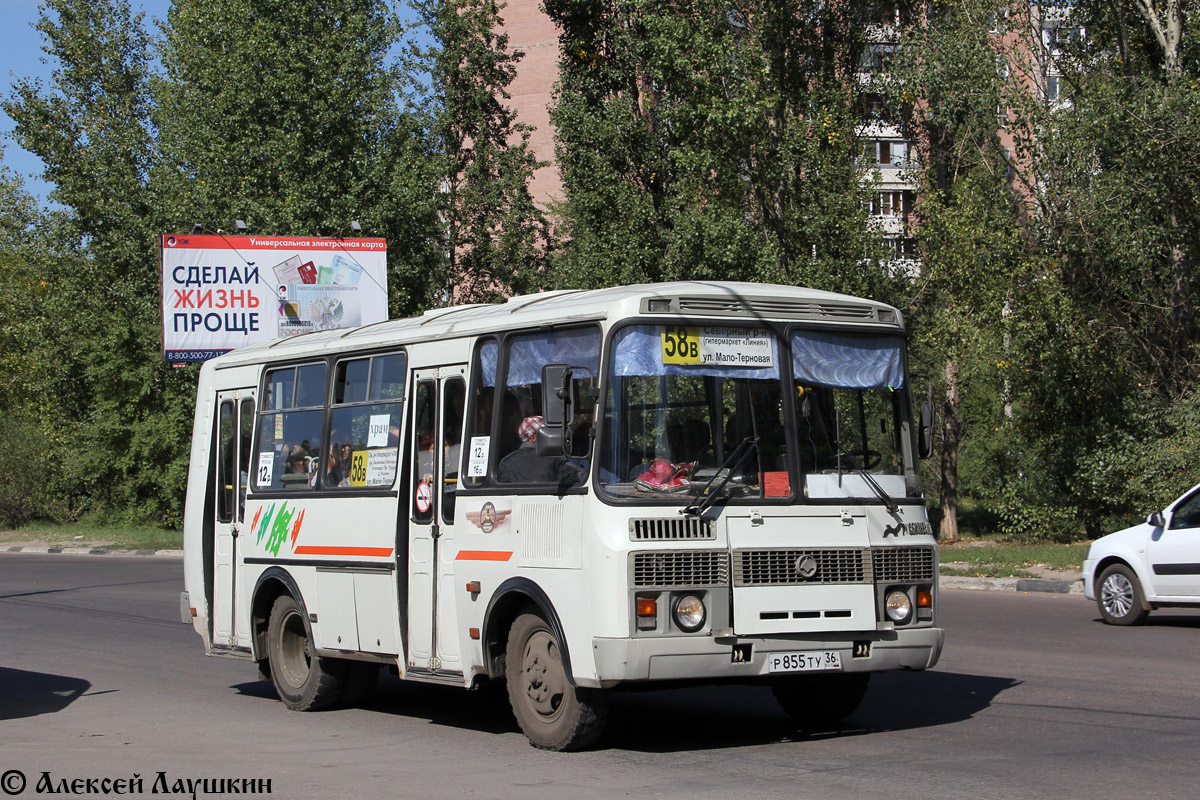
[506, 612, 608, 751]
[772, 672, 870, 726]
[267, 594, 346, 711]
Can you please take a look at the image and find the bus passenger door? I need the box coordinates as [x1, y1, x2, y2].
[407, 366, 467, 674]
[213, 389, 255, 647]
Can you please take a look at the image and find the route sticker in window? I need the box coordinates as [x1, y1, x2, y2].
[661, 326, 774, 368]
[366, 447, 397, 487]
[256, 452, 275, 487]
[415, 480, 433, 514]
[349, 450, 368, 487]
[367, 414, 391, 447]
[467, 435, 491, 478]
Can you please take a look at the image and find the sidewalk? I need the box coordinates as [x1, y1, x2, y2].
[2, 537, 182, 558]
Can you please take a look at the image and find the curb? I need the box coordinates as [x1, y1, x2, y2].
[940, 575, 1084, 595]
[3, 545, 183, 558]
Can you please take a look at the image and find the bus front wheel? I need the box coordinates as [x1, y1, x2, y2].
[505, 612, 608, 751]
[267, 594, 346, 711]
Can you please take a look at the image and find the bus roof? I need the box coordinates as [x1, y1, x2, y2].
[210, 280, 902, 367]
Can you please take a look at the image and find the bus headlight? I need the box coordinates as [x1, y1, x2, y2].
[673, 594, 706, 632]
[885, 590, 913, 623]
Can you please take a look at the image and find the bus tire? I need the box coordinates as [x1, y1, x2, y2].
[772, 672, 870, 726]
[267, 594, 346, 711]
[506, 612, 608, 751]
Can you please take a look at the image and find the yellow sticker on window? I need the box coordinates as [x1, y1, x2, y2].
[660, 326, 701, 364]
[349, 450, 368, 487]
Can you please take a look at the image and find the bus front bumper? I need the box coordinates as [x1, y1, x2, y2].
[585, 626, 944, 688]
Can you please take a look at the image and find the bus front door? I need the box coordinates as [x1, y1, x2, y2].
[406, 366, 467, 676]
[212, 389, 256, 647]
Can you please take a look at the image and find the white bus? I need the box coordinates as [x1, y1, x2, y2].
[181, 281, 943, 750]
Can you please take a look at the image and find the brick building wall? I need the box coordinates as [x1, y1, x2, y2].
[497, 1, 562, 210]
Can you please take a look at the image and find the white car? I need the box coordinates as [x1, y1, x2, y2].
[1083, 482, 1200, 625]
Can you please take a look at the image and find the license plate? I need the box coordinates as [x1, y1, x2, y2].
[767, 650, 842, 673]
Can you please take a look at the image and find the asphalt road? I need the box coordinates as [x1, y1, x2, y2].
[2, 554, 1198, 799]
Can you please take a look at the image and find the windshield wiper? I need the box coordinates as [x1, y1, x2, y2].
[681, 436, 758, 517]
[857, 468, 899, 514]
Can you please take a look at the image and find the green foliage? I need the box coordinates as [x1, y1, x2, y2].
[156, 0, 441, 315]
[996, 0, 1200, 537]
[2, 0, 441, 526]
[545, 0, 886, 296]
[896, 0, 1032, 538]
[3, 0, 187, 525]
[0, 412, 66, 529]
[414, 0, 552, 302]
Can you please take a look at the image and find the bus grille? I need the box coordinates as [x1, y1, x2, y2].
[631, 551, 729, 587]
[733, 548, 870, 586]
[873, 546, 936, 582]
[675, 296, 878, 322]
[629, 517, 715, 541]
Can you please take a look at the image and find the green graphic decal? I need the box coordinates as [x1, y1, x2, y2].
[265, 502, 295, 557]
[254, 503, 276, 548]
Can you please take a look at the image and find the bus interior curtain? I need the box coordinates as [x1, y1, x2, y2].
[790, 331, 904, 389]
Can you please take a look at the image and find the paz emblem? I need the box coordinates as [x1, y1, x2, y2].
[794, 554, 818, 580]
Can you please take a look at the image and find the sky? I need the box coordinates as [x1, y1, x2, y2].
[0, 1, 171, 205]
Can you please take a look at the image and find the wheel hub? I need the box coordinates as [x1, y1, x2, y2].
[522, 630, 565, 718]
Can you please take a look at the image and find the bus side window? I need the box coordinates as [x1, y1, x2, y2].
[254, 364, 327, 492]
[442, 377, 465, 522]
[217, 400, 235, 524]
[462, 339, 498, 487]
[495, 327, 600, 488]
[326, 352, 406, 490]
[411, 380, 436, 523]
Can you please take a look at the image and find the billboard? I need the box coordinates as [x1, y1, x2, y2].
[160, 234, 389, 362]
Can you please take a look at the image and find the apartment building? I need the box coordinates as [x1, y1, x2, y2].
[497, 2, 1065, 272]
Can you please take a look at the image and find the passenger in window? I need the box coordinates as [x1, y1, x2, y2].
[497, 416, 585, 487]
[326, 447, 344, 487]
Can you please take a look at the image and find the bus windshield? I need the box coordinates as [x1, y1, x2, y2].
[598, 324, 910, 502]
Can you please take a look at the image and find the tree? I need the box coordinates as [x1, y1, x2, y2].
[413, 0, 552, 302]
[4, 0, 193, 524]
[545, 0, 884, 295]
[156, 0, 441, 314]
[897, 0, 1034, 541]
[996, 0, 1200, 535]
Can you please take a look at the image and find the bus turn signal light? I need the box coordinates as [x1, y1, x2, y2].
[636, 594, 658, 631]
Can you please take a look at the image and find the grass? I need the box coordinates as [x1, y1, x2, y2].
[0, 523, 182, 551]
[938, 537, 1091, 578]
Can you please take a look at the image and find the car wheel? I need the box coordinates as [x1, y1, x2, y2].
[1097, 564, 1149, 626]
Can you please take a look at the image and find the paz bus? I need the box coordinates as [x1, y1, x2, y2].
[181, 281, 943, 750]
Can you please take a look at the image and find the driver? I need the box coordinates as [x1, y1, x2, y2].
[497, 416, 586, 487]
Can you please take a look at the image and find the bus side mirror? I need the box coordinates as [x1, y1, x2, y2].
[541, 363, 575, 427]
[536, 425, 570, 457]
[918, 380, 936, 459]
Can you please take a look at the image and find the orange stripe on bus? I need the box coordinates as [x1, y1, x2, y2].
[292, 546, 395, 558]
[456, 550, 514, 562]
